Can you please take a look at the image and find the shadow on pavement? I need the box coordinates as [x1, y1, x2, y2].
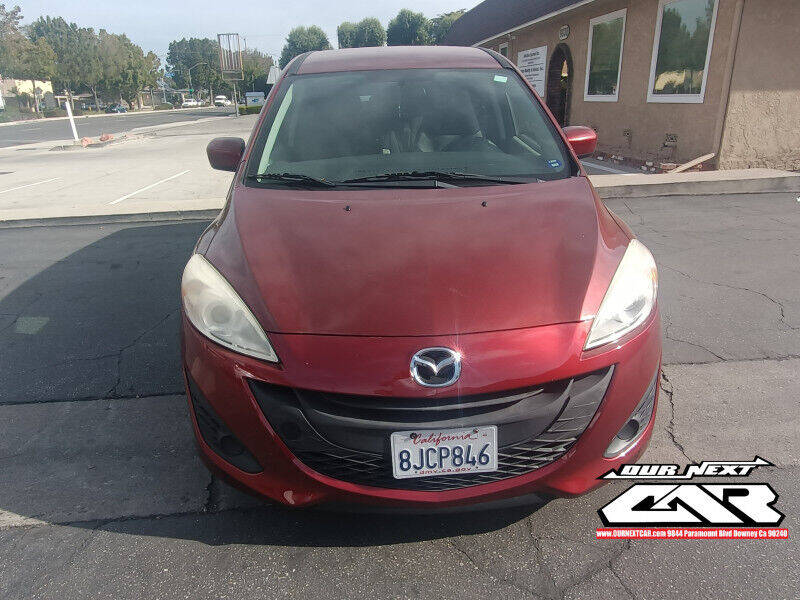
[0, 221, 208, 403]
[105, 503, 544, 547]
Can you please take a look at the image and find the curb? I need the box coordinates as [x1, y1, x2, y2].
[591, 172, 800, 200]
[49, 134, 136, 152]
[129, 115, 236, 135]
[0, 209, 221, 229]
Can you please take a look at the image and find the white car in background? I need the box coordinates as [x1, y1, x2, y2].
[181, 98, 199, 108]
[213, 95, 232, 106]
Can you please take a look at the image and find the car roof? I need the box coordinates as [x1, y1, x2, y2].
[296, 46, 501, 75]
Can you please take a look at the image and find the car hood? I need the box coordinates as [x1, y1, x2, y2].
[206, 176, 629, 336]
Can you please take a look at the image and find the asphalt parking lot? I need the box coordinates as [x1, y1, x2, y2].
[0, 191, 798, 599]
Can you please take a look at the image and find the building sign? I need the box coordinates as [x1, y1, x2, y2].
[559, 25, 570, 41]
[517, 46, 548, 96]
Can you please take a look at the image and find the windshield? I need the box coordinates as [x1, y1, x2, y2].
[245, 68, 574, 187]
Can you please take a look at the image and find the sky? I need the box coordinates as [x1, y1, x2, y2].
[17, 1, 478, 64]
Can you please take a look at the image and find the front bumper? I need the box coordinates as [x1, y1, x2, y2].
[181, 310, 661, 509]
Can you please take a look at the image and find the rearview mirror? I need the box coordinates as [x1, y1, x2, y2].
[563, 126, 597, 159]
[207, 137, 245, 172]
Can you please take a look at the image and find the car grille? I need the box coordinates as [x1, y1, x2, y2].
[249, 366, 613, 492]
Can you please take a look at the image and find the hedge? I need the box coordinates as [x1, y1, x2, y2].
[154, 103, 174, 111]
[43, 107, 84, 118]
[238, 105, 261, 115]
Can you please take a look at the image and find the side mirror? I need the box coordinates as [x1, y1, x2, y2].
[207, 137, 245, 171]
[563, 126, 597, 159]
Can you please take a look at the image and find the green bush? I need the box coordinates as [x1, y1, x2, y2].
[154, 103, 174, 111]
[238, 104, 261, 115]
[43, 107, 84, 118]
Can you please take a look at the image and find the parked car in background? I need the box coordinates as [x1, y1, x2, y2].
[183, 46, 661, 511]
[181, 98, 199, 108]
[105, 103, 127, 113]
[213, 95, 232, 107]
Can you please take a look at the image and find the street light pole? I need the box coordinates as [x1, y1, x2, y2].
[186, 62, 207, 99]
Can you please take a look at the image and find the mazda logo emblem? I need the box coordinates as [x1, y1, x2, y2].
[410, 347, 461, 387]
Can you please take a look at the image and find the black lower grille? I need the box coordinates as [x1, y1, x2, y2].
[188, 375, 263, 474]
[249, 367, 613, 491]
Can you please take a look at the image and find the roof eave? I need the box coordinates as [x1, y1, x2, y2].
[468, 0, 600, 47]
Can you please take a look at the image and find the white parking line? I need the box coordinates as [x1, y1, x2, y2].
[0, 177, 61, 195]
[107, 170, 191, 205]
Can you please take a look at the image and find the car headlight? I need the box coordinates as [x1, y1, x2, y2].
[181, 254, 278, 362]
[585, 239, 657, 350]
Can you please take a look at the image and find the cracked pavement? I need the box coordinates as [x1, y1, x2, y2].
[0, 192, 798, 599]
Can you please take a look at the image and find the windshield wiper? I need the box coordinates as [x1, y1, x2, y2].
[340, 171, 530, 185]
[247, 172, 337, 188]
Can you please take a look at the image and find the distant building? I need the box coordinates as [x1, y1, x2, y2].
[0, 77, 56, 109]
[444, 0, 800, 170]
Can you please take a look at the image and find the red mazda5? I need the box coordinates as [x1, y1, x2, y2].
[181, 46, 661, 510]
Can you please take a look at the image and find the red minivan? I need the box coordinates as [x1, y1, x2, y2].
[181, 46, 661, 510]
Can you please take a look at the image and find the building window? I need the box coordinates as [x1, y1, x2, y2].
[498, 42, 509, 57]
[647, 0, 719, 103]
[584, 9, 627, 102]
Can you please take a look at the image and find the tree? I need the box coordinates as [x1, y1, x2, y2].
[386, 9, 430, 46]
[0, 4, 25, 76]
[98, 31, 161, 108]
[337, 22, 357, 49]
[279, 26, 331, 68]
[28, 16, 86, 106]
[0, 5, 56, 114]
[166, 37, 228, 100]
[0, 3, 22, 42]
[71, 26, 103, 110]
[429, 9, 465, 45]
[353, 18, 386, 47]
[340, 18, 386, 48]
[241, 48, 273, 92]
[19, 38, 56, 112]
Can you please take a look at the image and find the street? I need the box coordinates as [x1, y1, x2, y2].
[0, 106, 234, 148]
[0, 191, 797, 599]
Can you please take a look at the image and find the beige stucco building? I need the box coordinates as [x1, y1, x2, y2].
[445, 0, 800, 170]
[0, 78, 54, 98]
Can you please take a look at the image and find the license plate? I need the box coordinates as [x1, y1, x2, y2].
[390, 426, 498, 479]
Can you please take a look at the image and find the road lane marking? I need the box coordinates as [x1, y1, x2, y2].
[0, 177, 60, 195]
[107, 170, 190, 205]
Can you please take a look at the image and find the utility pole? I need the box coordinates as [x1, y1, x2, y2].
[186, 62, 206, 99]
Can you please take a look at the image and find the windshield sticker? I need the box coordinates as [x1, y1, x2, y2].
[547, 159, 562, 169]
[493, 75, 508, 83]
